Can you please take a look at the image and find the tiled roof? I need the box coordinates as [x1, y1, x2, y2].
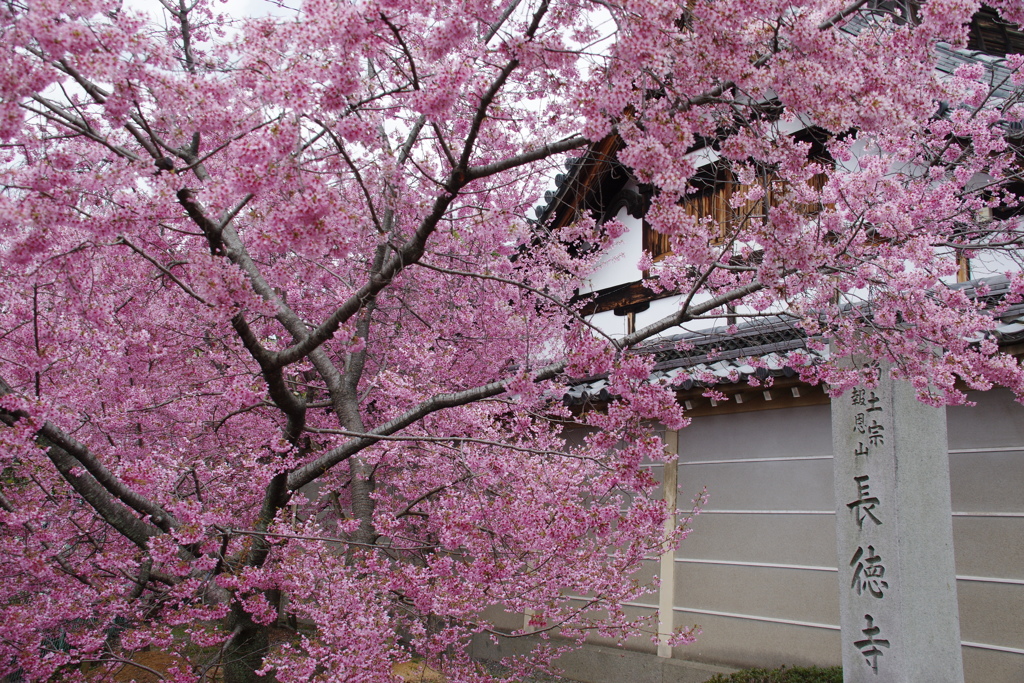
[564, 276, 1024, 405]
[843, 9, 1023, 136]
[564, 317, 827, 405]
[533, 11, 1024, 226]
[543, 8, 1024, 405]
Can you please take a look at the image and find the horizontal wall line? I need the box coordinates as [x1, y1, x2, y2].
[564, 596, 658, 611]
[680, 610, 1024, 655]
[952, 511, 1024, 518]
[672, 607, 840, 631]
[564, 599, 1024, 655]
[700, 509, 835, 515]
[660, 558, 1024, 585]
[641, 606, 1024, 656]
[642, 446, 1022, 469]
[672, 558, 837, 572]
[680, 455, 834, 466]
[696, 509, 1024, 518]
[644, 456, 833, 468]
[949, 446, 1024, 455]
[956, 574, 1024, 586]
[962, 641, 1024, 655]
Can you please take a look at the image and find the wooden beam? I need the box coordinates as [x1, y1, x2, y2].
[577, 280, 667, 316]
[657, 429, 678, 659]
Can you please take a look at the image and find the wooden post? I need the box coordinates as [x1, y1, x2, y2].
[657, 429, 679, 658]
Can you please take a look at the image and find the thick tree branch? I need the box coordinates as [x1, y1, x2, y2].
[288, 280, 763, 489]
[273, 133, 586, 367]
[818, 0, 871, 30]
[464, 135, 589, 181]
[484, 0, 524, 42]
[0, 376, 172, 544]
[273, 189, 460, 366]
[38, 421, 178, 531]
[0, 490, 99, 589]
[117, 236, 210, 305]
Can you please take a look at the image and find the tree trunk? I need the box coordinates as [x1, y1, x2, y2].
[222, 610, 275, 683]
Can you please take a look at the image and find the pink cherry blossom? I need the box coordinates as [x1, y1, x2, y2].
[0, 1, 1022, 682]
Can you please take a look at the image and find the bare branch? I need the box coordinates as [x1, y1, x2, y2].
[313, 119, 385, 234]
[464, 135, 589, 181]
[117, 236, 211, 306]
[175, 0, 198, 74]
[0, 376, 175, 543]
[217, 526, 449, 553]
[288, 279, 763, 489]
[818, 0, 871, 30]
[398, 116, 426, 164]
[414, 259, 617, 345]
[379, 13, 420, 89]
[484, 0, 524, 42]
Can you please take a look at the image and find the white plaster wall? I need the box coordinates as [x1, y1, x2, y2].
[587, 309, 628, 338]
[587, 293, 738, 341]
[580, 205, 645, 294]
[638, 391, 1024, 681]
[635, 294, 684, 332]
[969, 248, 1021, 279]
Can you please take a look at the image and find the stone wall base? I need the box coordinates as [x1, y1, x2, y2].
[470, 634, 737, 683]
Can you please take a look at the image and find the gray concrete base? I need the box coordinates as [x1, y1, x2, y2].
[470, 634, 737, 683]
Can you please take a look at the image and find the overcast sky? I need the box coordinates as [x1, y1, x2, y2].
[124, 0, 294, 21]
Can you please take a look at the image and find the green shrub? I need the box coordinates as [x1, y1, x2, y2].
[704, 664, 843, 683]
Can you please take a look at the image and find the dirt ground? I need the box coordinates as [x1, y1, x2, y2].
[99, 654, 443, 682]
[105, 651, 192, 683]
[89, 633, 445, 682]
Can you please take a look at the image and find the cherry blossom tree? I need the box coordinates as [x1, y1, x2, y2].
[1, 0, 1023, 681]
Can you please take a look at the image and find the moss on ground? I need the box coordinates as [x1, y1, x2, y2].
[704, 665, 843, 683]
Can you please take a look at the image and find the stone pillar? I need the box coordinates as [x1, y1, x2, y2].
[831, 365, 963, 682]
[657, 429, 679, 659]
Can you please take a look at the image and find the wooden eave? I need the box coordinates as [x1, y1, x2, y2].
[968, 6, 1024, 57]
[542, 133, 627, 231]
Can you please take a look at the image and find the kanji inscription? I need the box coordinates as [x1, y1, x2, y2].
[850, 546, 888, 598]
[854, 614, 891, 675]
[833, 362, 963, 681]
[847, 475, 881, 527]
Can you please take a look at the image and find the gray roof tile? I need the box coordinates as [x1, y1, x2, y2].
[564, 276, 1024, 405]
